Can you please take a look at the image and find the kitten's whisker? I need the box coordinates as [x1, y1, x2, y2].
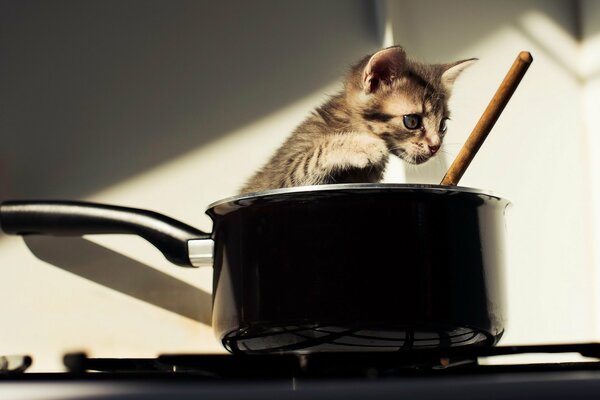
[439, 144, 456, 154]
[441, 144, 463, 148]
[438, 151, 456, 158]
[436, 153, 446, 171]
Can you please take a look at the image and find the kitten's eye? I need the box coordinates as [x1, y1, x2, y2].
[440, 118, 449, 134]
[403, 114, 422, 130]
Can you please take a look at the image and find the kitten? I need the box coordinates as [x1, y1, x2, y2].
[240, 46, 475, 194]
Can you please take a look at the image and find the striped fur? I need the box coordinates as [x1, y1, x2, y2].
[240, 46, 475, 194]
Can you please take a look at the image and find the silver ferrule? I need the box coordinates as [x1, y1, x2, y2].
[188, 238, 215, 268]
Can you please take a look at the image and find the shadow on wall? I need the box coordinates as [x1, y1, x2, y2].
[23, 236, 212, 325]
[0, 0, 380, 199]
[391, 0, 578, 62]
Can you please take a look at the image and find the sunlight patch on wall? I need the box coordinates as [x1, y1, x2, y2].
[89, 82, 341, 222]
[83, 82, 344, 292]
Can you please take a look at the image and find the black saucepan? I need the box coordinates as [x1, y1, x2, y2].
[0, 184, 509, 354]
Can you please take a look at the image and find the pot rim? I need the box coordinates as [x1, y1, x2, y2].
[207, 183, 505, 210]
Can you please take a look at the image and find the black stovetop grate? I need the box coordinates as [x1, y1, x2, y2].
[3, 343, 600, 379]
[65, 343, 600, 379]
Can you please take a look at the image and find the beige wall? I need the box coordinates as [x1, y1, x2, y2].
[581, 0, 600, 338]
[0, 0, 597, 371]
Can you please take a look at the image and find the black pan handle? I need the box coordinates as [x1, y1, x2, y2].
[0, 200, 210, 267]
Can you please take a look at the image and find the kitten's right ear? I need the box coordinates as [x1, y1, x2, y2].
[362, 47, 406, 93]
[441, 58, 478, 93]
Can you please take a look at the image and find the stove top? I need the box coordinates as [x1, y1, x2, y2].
[58, 343, 600, 377]
[3, 344, 600, 399]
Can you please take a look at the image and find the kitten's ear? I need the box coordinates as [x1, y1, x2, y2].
[441, 58, 477, 93]
[362, 47, 406, 93]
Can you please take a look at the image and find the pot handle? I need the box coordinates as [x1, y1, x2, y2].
[0, 200, 210, 268]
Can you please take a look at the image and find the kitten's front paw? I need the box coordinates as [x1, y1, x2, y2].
[324, 133, 388, 169]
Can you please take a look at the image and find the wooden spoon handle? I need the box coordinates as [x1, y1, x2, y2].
[440, 51, 533, 186]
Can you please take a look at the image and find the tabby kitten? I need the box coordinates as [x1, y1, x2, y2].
[240, 46, 475, 194]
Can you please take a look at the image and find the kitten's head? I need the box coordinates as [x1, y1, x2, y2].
[345, 46, 475, 164]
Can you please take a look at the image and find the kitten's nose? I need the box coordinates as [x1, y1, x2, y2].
[428, 144, 440, 155]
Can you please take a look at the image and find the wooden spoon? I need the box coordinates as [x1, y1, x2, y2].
[440, 51, 533, 186]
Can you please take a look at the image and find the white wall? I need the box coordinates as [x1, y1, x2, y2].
[581, 0, 600, 339]
[384, 0, 595, 346]
[0, 0, 597, 371]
